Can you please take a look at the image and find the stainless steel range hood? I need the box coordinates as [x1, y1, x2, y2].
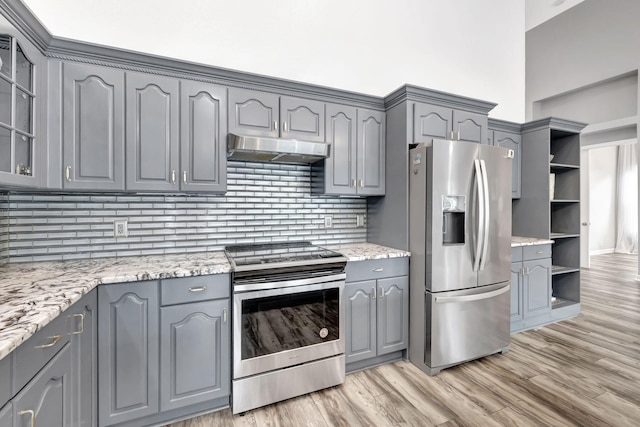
[227, 133, 330, 164]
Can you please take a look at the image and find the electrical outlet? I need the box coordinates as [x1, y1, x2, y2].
[114, 220, 128, 238]
[356, 214, 365, 228]
[324, 216, 333, 228]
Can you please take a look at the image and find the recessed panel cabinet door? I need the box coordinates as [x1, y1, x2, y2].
[98, 281, 159, 427]
[180, 81, 227, 192]
[126, 72, 180, 191]
[70, 289, 97, 427]
[160, 300, 230, 411]
[0, 403, 11, 426]
[345, 280, 376, 364]
[453, 110, 487, 144]
[523, 258, 552, 317]
[413, 103, 451, 143]
[376, 276, 408, 356]
[510, 263, 523, 324]
[357, 109, 385, 196]
[493, 130, 522, 198]
[324, 104, 357, 195]
[12, 344, 72, 427]
[280, 96, 325, 142]
[228, 88, 279, 137]
[62, 62, 125, 190]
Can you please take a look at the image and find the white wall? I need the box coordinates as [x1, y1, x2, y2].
[525, 0, 584, 31]
[588, 146, 617, 254]
[21, 0, 526, 121]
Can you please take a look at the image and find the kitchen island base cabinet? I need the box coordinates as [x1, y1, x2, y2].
[345, 258, 409, 373]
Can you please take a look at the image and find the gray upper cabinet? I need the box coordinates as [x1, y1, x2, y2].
[12, 343, 72, 427]
[62, 62, 125, 191]
[180, 81, 227, 192]
[413, 103, 487, 144]
[160, 299, 230, 411]
[126, 72, 180, 192]
[489, 119, 522, 199]
[228, 88, 325, 141]
[357, 109, 385, 196]
[98, 281, 160, 426]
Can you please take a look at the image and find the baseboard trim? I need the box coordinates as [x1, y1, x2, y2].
[590, 248, 615, 256]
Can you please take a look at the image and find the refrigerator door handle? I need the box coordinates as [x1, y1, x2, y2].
[479, 159, 491, 270]
[434, 284, 509, 304]
[473, 159, 485, 272]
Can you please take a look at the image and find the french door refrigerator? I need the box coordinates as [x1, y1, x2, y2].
[408, 139, 513, 375]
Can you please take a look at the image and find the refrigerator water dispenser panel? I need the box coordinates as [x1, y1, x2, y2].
[442, 195, 465, 245]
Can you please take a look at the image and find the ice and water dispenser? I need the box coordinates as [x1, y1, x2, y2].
[442, 195, 465, 245]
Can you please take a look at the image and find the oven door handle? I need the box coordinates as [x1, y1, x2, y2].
[233, 272, 346, 292]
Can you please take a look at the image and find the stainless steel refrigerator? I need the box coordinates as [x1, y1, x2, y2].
[408, 139, 513, 375]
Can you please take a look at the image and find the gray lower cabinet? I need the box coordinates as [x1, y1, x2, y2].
[511, 245, 553, 333]
[160, 299, 230, 411]
[228, 88, 325, 142]
[0, 403, 11, 426]
[345, 258, 409, 370]
[62, 62, 126, 191]
[413, 103, 487, 144]
[12, 343, 72, 427]
[98, 281, 160, 426]
[126, 72, 180, 192]
[70, 289, 97, 427]
[179, 81, 227, 192]
[315, 106, 385, 196]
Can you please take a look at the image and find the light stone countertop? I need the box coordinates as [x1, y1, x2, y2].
[0, 251, 231, 361]
[511, 236, 555, 247]
[0, 242, 408, 361]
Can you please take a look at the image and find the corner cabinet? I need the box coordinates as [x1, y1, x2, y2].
[0, 18, 47, 189]
[344, 258, 408, 372]
[514, 117, 586, 327]
[228, 88, 325, 142]
[413, 103, 487, 144]
[313, 105, 385, 196]
[489, 118, 522, 199]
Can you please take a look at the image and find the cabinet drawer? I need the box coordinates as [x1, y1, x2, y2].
[511, 247, 523, 262]
[14, 308, 72, 394]
[0, 354, 10, 408]
[346, 258, 409, 282]
[523, 245, 551, 261]
[161, 274, 230, 306]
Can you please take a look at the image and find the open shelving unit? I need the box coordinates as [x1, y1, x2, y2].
[514, 118, 587, 323]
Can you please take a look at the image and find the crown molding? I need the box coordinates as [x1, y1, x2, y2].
[521, 117, 588, 134]
[488, 118, 523, 133]
[384, 84, 497, 114]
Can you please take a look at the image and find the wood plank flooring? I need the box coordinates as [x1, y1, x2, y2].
[168, 253, 640, 426]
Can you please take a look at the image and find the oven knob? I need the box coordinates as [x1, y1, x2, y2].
[319, 328, 329, 339]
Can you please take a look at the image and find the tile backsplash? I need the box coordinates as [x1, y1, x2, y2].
[3, 162, 367, 263]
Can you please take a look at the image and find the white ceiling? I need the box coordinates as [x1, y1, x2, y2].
[525, 0, 585, 31]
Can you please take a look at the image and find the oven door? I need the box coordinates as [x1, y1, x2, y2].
[233, 279, 344, 379]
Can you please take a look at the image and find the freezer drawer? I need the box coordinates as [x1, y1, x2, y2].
[425, 282, 510, 373]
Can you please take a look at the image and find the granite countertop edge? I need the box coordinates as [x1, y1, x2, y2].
[0, 242, 408, 361]
[511, 236, 555, 247]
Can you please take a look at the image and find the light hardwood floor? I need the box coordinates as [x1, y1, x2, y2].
[168, 253, 640, 426]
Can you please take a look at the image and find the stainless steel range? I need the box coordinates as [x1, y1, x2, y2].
[225, 241, 347, 414]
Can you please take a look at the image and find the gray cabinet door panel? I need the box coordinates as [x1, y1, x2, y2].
[357, 109, 385, 195]
[98, 281, 159, 426]
[280, 96, 325, 142]
[453, 110, 487, 144]
[345, 280, 376, 364]
[13, 343, 71, 427]
[180, 81, 227, 192]
[493, 130, 521, 198]
[523, 258, 552, 317]
[228, 88, 278, 137]
[324, 104, 357, 195]
[62, 63, 125, 190]
[160, 299, 230, 411]
[70, 289, 96, 427]
[126, 73, 179, 191]
[0, 403, 11, 426]
[376, 276, 408, 356]
[0, 353, 11, 409]
[510, 263, 523, 323]
[413, 103, 451, 143]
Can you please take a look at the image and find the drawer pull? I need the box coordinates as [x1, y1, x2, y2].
[71, 313, 85, 335]
[35, 335, 62, 349]
[188, 286, 207, 293]
[18, 409, 35, 427]
[372, 268, 384, 272]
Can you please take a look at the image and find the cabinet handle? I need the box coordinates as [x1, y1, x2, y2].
[379, 286, 384, 298]
[536, 250, 543, 254]
[223, 308, 227, 323]
[372, 268, 384, 272]
[283, 121, 287, 132]
[171, 170, 176, 184]
[71, 313, 85, 335]
[65, 165, 71, 182]
[18, 409, 35, 427]
[449, 130, 454, 140]
[372, 287, 376, 299]
[188, 286, 206, 292]
[352, 178, 356, 188]
[457, 130, 461, 140]
[183, 171, 188, 184]
[34, 335, 62, 349]
[359, 178, 364, 188]
[274, 120, 278, 131]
